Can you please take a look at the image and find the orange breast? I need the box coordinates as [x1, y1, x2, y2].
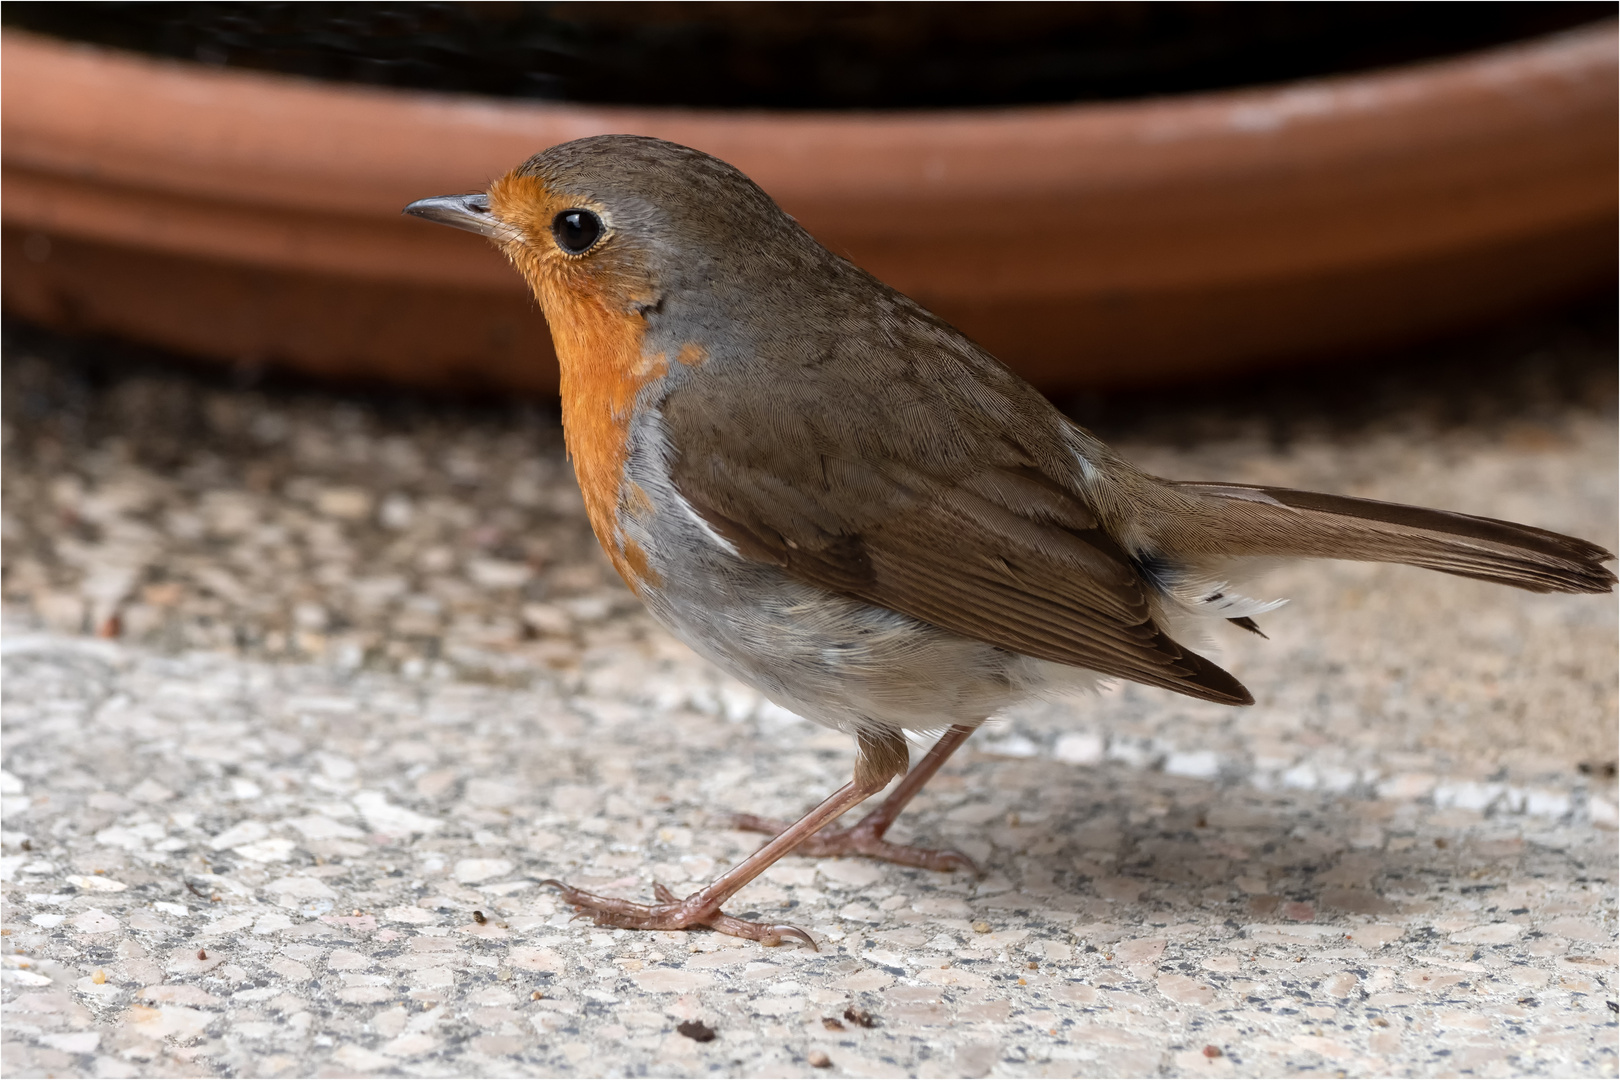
[550, 295, 668, 593]
[486, 171, 670, 594]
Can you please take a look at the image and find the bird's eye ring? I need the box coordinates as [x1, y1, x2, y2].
[552, 209, 603, 255]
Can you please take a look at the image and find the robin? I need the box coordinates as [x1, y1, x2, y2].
[406, 135, 1615, 947]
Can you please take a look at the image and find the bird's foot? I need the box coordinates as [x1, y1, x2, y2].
[729, 812, 977, 874]
[541, 880, 817, 948]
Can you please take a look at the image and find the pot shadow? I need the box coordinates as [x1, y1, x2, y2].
[929, 754, 1604, 927]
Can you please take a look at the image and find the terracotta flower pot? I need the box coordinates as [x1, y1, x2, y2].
[2, 23, 1614, 392]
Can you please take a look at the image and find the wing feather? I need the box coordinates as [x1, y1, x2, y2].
[657, 307, 1252, 707]
[672, 440, 1252, 705]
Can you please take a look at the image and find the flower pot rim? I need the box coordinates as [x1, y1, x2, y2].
[3, 20, 1615, 221]
[2, 21, 1613, 392]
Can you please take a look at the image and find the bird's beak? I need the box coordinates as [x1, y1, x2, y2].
[402, 193, 507, 239]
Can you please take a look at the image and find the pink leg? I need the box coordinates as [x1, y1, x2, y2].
[543, 773, 887, 948]
[730, 725, 977, 873]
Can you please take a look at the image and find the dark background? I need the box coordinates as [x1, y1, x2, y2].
[6, 1, 1612, 109]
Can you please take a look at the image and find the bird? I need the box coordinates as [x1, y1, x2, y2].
[405, 134, 1616, 947]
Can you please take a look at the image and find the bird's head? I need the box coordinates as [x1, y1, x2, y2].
[404, 134, 808, 328]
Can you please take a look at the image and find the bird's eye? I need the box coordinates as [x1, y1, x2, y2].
[552, 209, 602, 254]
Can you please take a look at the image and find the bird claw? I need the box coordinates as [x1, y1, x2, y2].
[729, 813, 978, 875]
[540, 879, 817, 949]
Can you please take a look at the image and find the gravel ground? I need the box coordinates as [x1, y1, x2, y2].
[2, 313, 1616, 1078]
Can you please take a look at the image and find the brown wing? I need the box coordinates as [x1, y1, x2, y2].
[660, 335, 1252, 707]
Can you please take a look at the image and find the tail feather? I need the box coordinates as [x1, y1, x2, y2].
[1169, 482, 1616, 595]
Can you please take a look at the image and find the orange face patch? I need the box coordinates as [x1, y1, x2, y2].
[488, 170, 666, 593]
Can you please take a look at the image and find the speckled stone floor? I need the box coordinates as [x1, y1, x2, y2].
[2, 313, 1616, 1078]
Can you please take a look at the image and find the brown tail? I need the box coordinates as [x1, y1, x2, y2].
[1168, 482, 1616, 595]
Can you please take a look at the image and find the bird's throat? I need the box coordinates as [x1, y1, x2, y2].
[544, 289, 668, 594]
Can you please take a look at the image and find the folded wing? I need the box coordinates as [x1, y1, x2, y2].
[662, 363, 1253, 706]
